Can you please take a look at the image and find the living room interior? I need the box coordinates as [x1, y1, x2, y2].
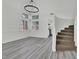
[2, 0, 77, 59]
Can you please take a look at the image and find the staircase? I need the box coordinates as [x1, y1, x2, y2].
[56, 25, 76, 51]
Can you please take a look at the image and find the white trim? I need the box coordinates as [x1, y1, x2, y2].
[2, 35, 29, 44]
[55, 15, 74, 20]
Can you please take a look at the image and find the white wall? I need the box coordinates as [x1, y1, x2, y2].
[49, 0, 76, 35]
[55, 16, 74, 34]
[29, 0, 53, 38]
[2, 0, 53, 43]
[51, 0, 76, 34]
[51, 0, 77, 19]
[2, 0, 29, 43]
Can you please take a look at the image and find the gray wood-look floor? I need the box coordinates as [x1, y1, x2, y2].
[2, 37, 77, 59]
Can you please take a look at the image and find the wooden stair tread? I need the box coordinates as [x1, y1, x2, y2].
[56, 44, 75, 48]
[57, 38, 73, 40]
[56, 40, 74, 45]
[57, 34, 73, 37]
[57, 35, 73, 38]
[58, 31, 74, 34]
[57, 37, 73, 39]
[65, 28, 74, 30]
[63, 28, 74, 30]
[61, 30, 74, 32]
[56, 42, 74, 46]
[69, 25, 74, 27]
[57, 39, 74, 42]
[64, 29, 74, 31]
[58, 32, 74, 36]
[56, 46, 76, 51]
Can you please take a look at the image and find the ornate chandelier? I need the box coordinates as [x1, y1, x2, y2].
[24, 0, 39, 13]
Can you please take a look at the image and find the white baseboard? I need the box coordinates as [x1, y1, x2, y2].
[2, 35, 29, 44]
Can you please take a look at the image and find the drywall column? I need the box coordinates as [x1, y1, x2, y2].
[48, 14, 56, 52]
[74, 16, 77, 46]
[52, 15, 56, 52]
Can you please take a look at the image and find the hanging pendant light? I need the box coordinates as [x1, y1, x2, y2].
[24, 0, 39, 13]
